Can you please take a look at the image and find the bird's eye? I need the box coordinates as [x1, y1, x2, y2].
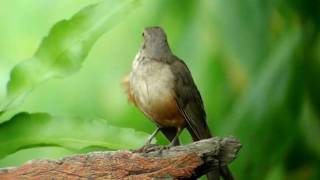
[142, 32, 145, 36]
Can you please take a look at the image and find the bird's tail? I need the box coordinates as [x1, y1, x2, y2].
[187, 126, 234, 180]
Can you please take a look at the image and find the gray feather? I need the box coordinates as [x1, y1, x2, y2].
[169, 56, 211, 140]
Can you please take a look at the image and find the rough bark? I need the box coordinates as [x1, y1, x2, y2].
[0, 137, 241, 179]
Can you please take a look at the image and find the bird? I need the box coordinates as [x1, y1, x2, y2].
[123, 26, 233, 180]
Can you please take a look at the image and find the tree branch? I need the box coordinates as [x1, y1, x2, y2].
[0, 137, 241, 179]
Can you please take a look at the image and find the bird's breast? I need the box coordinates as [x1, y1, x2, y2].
[130, 56, 185, 127]
[131, 57, 175, 109]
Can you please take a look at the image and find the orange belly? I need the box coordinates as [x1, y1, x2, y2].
[146, 97, 186, 128]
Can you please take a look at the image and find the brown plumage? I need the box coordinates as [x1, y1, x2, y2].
[124, 26, 233, 180]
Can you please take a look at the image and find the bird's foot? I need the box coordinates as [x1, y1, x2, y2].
[155, 144, 174, 153]
[133, 144, 161, 153]
[132, 140, 177, 153]
[161, 144, 174, 150]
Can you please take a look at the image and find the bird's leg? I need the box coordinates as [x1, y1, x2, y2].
[135, 127, 160, 152]
[145, 127, 160, 146]
[167, 127, 182, 147]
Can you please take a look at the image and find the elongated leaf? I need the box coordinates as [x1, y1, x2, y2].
[0, 112, 149, 159]
[0, 0, 139, 112]
[306, 33, 320, 117]
[219, 28, 302, 179]
[300, 100, 320, 158]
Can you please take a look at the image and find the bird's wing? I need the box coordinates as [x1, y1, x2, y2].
[170, 56, 211, 140]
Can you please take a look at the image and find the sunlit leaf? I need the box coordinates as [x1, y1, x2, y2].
[0, 0, 140, 112]
[0, 112, 149, 159]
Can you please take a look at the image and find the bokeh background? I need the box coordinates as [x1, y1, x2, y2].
[0, 0, 320, 179]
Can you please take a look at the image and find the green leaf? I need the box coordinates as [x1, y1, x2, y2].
[300, 100, 320, 158]
[0, 0, 140, 111]
[219, 28, 303, 179]
[0, 147, 73, 168]
[0, 112, 150, 159]
[305, 33, 320, 117]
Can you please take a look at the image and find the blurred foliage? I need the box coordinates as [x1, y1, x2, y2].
[0, 112, 149, 159]
[0, 0, 319, 180]
[0, 0, 138, 112]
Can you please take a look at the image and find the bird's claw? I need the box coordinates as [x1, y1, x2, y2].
[133, 143, 160, 153]
[133, 143, 175, 153]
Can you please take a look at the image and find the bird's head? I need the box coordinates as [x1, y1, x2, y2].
[141, 26, 171, 55]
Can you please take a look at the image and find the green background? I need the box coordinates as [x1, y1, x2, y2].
[0, 0, 319, 179]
